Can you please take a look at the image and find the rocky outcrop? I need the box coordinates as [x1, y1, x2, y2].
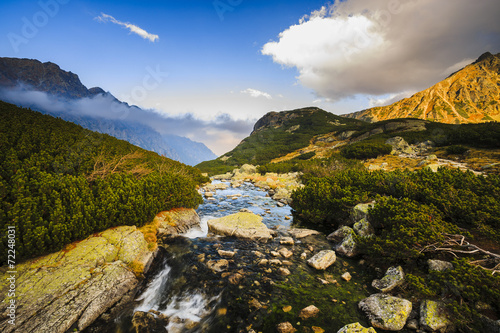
[372, 266, 405, 293]
[420, 300, 451, 332]
[0, 226, 156, 333]
[359, 294, 412, 331]
[207, 212, 273, 241]
[307, 250, 336, 270]
[337, 322, 377, 333]
[155, 208, 200, 236]
[385, 137, 416, 155]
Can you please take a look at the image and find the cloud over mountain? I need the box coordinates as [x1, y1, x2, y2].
[262, 0, 500, 100]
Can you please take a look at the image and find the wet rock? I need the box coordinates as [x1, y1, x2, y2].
[207, 259, 229, 272]
[342, 272, 352, 281]
[156, 208, 201, 236]
[312, 326, 325, 333]
[131, 311, 166, 333]
[300, 252, 308, 260]
[253, 251, 264, 257]
[359, 293, 412, 331]
[269, 259, 283, 265]
[278, 248, 294, 259]
[279, 268, 291, 276]
[277, 322, 297, 333]
[288, 228, 320, 239]
[218, 250, 236, 258]
[280, 237, 295, 245]
[259, 259, 269, 265]
[249, 298, 263, 310]
[372, 266, 405, 293]
[283, 305, 292, 312]
[204, 191, 214, 197]
[307, 250, 336, 270]
[337, 322, 377, 333]
[353, 218, 375, 237]
[282, 260, 293, 266]
[427, 259, 454, 272]
[299, 305, 320, 320]
[228, 273, 243, 285]
[239, 208, 253, 213]
[207, 212, 272, 241]
[271, 251, 281, 257]
[419, 300, 451, 332]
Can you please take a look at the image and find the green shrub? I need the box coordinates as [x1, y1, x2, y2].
[446, 145, 468, 155]
[341, 142, 393, 160]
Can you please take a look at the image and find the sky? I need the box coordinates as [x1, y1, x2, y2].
[1, 0, 500, 155]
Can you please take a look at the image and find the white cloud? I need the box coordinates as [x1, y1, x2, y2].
[241, 88, 272, 99]
[95, 13, 159, 42]
[262, 0, 500, 101]
[369, 91, 416, 108]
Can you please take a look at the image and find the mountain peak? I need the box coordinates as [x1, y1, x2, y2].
[343, 52, 500, 124]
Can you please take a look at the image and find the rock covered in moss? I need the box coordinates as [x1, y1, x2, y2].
[336, 232, 359, 257]
[371, 266, 405, 293]
[307, 250, 336, 270]
[207, 212, 272, 241]
[299, 305, 320, 320]
[359, 294, 412, 331]
[327, 226, 354, 243]
[156, 208, 200, 236]
[350, 202, 375, 224]
[353, 218, 375, 237]
[337, 322, 377, 333]
[419, 300, 451, 331]
[0, 226, 155, 333]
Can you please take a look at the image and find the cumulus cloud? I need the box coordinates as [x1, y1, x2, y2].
[262, 0, 500, 101]
[95, 13, 159, 42]
[0, 86, 254, 156]
[241, 88, 272, 99]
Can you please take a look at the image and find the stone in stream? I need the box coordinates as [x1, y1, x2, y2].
[307, 250, 336, 270]
[358, 294, 412, 331]
[280, 237, 295, 245]
[288, 228, 320, 239]
[372, 266, 405, 293]
[207, 212, 273, 241]
[278, 248, 293, 259]
[277, 322, 297, 333]
[131, 311, 166, 333]
[156, 208, 201, 236]
[342, 272, 352, 282]
[217, 250, 236, 258]
[299, 305, 320, 320]
[336, 322, 377, 333]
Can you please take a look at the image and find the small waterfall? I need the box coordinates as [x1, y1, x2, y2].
[135, 262, 172, 313]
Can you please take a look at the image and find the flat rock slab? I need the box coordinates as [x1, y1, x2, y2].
[207, 212, 272, 241]
[288, 228, 320, 239]
[0, 225, 155, 333]
[359, 293, 412, 331]
[307, 250, 336, 270]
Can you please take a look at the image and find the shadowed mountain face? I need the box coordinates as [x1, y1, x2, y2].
[0, 57, 217, 165]
[343, 52, 500, 124]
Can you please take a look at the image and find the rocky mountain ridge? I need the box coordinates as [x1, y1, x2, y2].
[0, 57, 216, 165]
[343, 52, 500, 124]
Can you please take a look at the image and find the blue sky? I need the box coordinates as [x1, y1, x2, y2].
[1, 0, 500, 154]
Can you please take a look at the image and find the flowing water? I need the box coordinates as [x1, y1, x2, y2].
[105, 180, 373, 333]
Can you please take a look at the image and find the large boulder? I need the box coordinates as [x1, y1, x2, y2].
[350, 202, 375, 224]
[0, 226, 156, 333]
[239, 164, 257, 174]
[207, 212, 272, 241]
[359, 294, 412, 331]
[155, 208, 200, 236]
[371, 266, 405, 293]
[419, 300, 451, 332]
[307, 250, 336, 270]
[385, 136, 416, 155]
[336, 232, 359, 257]
[327, 226, 354, 243]
[337, 323, 377, 333]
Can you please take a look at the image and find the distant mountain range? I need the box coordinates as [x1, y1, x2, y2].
[343, 52, 500, 123]
[0, 57, 217, 165]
